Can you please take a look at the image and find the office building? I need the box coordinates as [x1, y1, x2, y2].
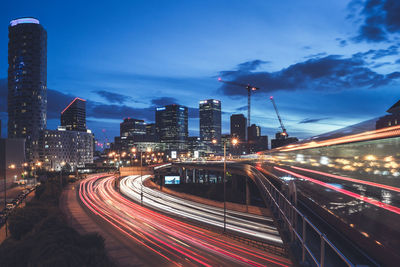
[271, 133, 298, 149]
[230, 114, 247, 154]
[120, 118, 146, 138]
[156, 104, 188, 152]
[376, 99, 400, 129]
[8, 18, 47, 162]
[247, 124, 269, 153]
[230, 114, 247, 142]
[199, 99, 221, 152]
[145, 123, 158, 142]
[61, 97, 86, 131]
[40, 127, 94, 170]
[0, 138, 26, 190]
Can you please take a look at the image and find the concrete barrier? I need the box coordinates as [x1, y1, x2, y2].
[120, 166, 153, 176]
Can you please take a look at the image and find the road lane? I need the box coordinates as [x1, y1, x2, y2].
[79, 174, 291, 267]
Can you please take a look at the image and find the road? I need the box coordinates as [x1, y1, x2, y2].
[120, 175, 282, 246]
[79, 174, 292, 266]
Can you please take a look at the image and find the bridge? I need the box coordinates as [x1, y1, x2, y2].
[153, 125, 400, 266]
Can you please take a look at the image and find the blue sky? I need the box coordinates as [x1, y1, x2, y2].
[1, 0, 399, 144]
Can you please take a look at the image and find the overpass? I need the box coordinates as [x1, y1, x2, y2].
[155, 125, 400, 266]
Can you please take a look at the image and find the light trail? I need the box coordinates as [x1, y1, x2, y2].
[290, 166, 400, 193]
[79, 175, 291, 267]
[120, 175, 282, 245]
[274, 166, 400, 215]
[274, 124, 400, 152]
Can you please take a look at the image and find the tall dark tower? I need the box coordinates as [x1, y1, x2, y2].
[199, 99, 221, 152]
[155, 104, 188, 152]
[8, 18, 47, 162]
[230, 114, 247, 142]
[61, 97, 87, 131]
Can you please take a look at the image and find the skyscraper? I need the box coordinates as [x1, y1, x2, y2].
[61, 97, 86, 131]
[199, 99, 221, 152]
[8, 18, 47, 162]
[248, 124, 269, 153]
[156, 104, 188, 152]
[230, 114, 247, 155]
[120, 118, 146, 138]
[230, 114, 247, 142]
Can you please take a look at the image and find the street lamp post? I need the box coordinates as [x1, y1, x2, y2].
[212, 138, 238, 233]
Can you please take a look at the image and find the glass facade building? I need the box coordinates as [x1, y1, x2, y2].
[120, 118, 146, 138]
[61, 97, 86, 131]
[8, 17, 47, 162]
[199, 99, 221, 152]
[155, 104, 188, 151]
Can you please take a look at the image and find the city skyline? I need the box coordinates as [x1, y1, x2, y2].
[1, 0, 400, 143]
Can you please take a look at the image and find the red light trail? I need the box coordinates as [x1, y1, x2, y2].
[79, 174, 291, 266]
[274, 167, 400, 215]
[290, 166, 400, 193]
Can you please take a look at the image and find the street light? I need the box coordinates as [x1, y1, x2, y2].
[212, 137, 238, 233]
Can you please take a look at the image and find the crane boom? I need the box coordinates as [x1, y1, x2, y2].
[218, 77, 259, 128]
[270, 96, 287, 136]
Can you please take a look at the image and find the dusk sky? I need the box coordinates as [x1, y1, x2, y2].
[1, 0, 399, 144]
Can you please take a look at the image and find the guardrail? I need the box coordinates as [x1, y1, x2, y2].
[251, 167, 354, 267]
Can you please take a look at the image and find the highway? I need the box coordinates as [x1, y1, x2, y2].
[120, 175, 282, 245]
[79, 174, 291, 266]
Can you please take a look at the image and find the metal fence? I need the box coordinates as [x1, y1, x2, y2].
[251, 167, 354, 267]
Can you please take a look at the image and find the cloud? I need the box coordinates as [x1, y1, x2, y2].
[236, 105, 248, 111]
[304, 52, 327, 59]
[299, 118, 330, 124]
[355, 45, 399, 59]
[94, 90, 137, 104]
[237, 60, 269, 72]
[352, 0, 400, 42]
[218, 55, 400, 96]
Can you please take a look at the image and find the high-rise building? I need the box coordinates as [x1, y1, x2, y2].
[230, 114, 247, 142]
[156, 104, 188, 152]
[145, 123, 158, 142]
[376, 99, 400, 129]
[61, 97, 86, 131]
[247, 124, 268, 153]
[271, 133, 298, 149]
[120, 118, 146, 138]
[199, 99, 221, 152]
[40, 127, 94, 171]
[8, 18, 47, 162]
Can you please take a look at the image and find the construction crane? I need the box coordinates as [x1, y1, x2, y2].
[269, 96, 288, 137]
[218, 77, 259, 127]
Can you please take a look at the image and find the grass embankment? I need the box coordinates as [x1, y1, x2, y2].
[0, 177, 115, 267]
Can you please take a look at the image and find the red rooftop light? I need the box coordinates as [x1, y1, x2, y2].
[61, 97, 86, 114]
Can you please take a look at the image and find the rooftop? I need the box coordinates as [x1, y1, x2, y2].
[10, 18, 40, 27]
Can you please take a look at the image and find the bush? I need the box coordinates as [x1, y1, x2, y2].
[8, 204, 49, 240]
[0, 179, 115, 267]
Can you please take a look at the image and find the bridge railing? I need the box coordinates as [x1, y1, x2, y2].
[251, 167, 354, 267]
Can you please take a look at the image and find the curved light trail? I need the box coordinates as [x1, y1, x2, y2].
[290, 165, 400, 193]
[274, 166, 400, 215]
[79, 174, 291, 266]
[120, 175, 282, 245]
